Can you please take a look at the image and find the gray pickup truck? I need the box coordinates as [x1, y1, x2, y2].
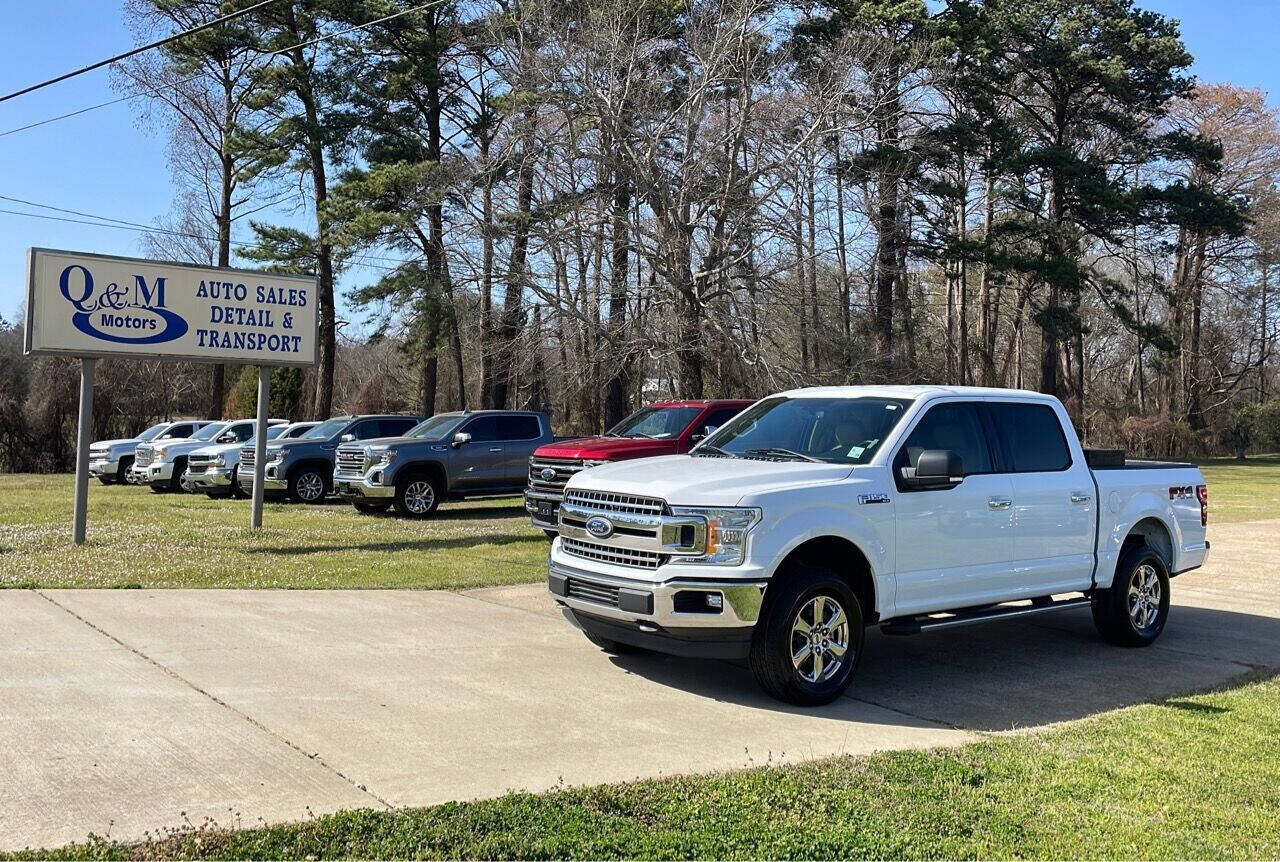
[239, 414, 422, 503]
[334, 410, 555, 518]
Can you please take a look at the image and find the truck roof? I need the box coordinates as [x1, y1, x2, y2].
[773, 385, 1059, 403]
[647, 399, 756, 408]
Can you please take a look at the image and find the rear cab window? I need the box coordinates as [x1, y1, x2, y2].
[986, 402, 1072, 473]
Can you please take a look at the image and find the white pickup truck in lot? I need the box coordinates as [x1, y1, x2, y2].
[548, 386, 1210, 705]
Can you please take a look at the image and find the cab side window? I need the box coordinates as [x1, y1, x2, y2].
[169, 424, 193, 438]
[496, 415, 541, 441]
[987, 402, 1072, 472]
[381, 418, 417, 437]
[700, 407, 743, 437]
[348, 420, 384, 441]
[895, 402, 992, 478]
[231, 424, 254, 442]
[462, 416, 501, 442]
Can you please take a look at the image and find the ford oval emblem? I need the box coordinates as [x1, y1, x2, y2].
[584, 515, 614, 539]
[539, 467, 558, 482]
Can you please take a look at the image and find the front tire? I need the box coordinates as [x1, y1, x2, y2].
[167, 458, 187, 493]
[749, 565, 864, 706]
[1092, 543, 1170, 646]
[115, 456, 133, 485]
[230, 467, 249, 499]
[393, 473, 441, 518]
[288, 466, 328, 504]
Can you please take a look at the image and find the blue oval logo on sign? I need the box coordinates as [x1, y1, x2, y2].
[584, 515, 614, 539]
[60, 264, 187, 345]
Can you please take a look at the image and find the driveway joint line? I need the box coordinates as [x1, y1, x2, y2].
[33, 589, 394, 811]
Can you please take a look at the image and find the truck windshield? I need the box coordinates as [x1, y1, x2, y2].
[608, 406, 701, 439]
[137, 423, 169, 441]
[303, 418, 350, 440]
[697, 396, 911, 464]
[191, 422, 228, 442]
[405, 414, 466, 439]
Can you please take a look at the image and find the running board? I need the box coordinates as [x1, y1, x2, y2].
[879, 595, 1092, 636]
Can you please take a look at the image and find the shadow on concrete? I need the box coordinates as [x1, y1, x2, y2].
[607, 604, 1280, 732]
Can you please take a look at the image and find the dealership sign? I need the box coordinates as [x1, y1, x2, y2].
[24, 248, 317, 366]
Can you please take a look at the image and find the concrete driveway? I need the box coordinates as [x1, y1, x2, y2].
[2, 519, 1277, 851]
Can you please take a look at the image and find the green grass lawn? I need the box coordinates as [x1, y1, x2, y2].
[2, 456, 1276, 589]
[11, 673, 1278, 860]
[1196, 455, 1280, 524]
[0, 475, 547, 589]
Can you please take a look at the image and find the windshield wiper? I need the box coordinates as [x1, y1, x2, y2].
[624, 431, 657, 439]
[692, 445, 736, 458]
[744, 447, 823, 463]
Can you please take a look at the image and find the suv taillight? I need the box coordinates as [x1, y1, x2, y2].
[1196, 484, 1208, 527]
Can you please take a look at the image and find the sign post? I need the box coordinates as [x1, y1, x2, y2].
[251, 367, 270, 529]
[24, 248, 317, 544]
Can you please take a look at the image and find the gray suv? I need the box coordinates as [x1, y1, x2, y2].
[334, 410, 555, 517]
[239, 414, 421, 503]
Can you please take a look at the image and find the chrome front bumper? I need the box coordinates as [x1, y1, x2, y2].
[88, 457, 119, 477]
[333, 469, 394, 499]
[525, 488, 562, 527]
[238, 467, 288, 492]
[185, 466, 234, 490]
[547, 558, 766, 630]
[145, 462, 175, 485]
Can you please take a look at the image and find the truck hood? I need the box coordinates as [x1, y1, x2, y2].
[190, 441, 244, 457]
[91, 438, 137, 451]
[344, 435, 449, 450]
[147, 438, 216, 458]
[565, 454, 854, 506]
[535, 436, 679, 460]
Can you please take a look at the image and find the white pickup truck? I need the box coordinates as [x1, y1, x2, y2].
[548, 386, 1210, 705]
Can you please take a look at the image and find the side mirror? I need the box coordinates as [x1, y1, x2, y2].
[901, 449, 964, 489]
[340, 433, 355, 443]
[691, 425, 719, 444]
[452, 431, 472, 448]
[218, 434, 236, 443]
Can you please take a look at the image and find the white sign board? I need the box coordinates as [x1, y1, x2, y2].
[24, 248, 317, 367]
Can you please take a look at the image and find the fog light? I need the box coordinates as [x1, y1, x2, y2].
[706, 593, 723, 610]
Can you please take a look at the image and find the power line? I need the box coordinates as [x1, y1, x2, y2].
[0, 0, 280, 105]
[0, 0, 448, 139]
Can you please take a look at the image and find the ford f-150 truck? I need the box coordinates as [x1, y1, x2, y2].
[134, 419, 276, 492]
[89, 419, 209, 485]
[335, 410, 556, 518]
[239, 414, 421, 503]
[547, 386, 1210, 705]
[525, 400, 753, 532]
[184, 420, 315, 498]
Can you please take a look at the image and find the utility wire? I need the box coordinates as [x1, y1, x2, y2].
[0, 0, 447, 139]
[0, 0, 279, 105]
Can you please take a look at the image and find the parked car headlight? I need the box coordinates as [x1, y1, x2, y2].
[213, 454, 227, 467]
[668, 506, 761, 565]
[582, 459, 610, 468]
[266, 448, 287, 464]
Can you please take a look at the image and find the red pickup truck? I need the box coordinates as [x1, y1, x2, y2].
[525, 399, 754, 532]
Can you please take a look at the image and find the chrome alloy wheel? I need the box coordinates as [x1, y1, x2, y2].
[1128, 563, 1163, 630]
[404, 479, 435, 514]
[791, 595, 851, 683]
[297, 471, 325, 502]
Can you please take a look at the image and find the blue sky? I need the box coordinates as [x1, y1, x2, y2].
[1, 0, 1278, 325]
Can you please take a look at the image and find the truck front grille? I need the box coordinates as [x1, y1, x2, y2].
[561, 537, 662, 570]
[528, 457, 583, 497]
[565, 577, 621, 607]
[240, 449, 255, 470]
[563, 489, 664, 517]
[336, 447, 366, 473]
[134, 447, 153, 467]
[188, 454, 212, 470]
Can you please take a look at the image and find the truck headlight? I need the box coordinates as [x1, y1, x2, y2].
[372, 448, 396, 466]
[266, 449, 287, 464]
[582, 459, 610, 468]
[669, 506, 761, 565]
[213, 454, 227, 467]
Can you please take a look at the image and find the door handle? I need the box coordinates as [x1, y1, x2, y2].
[489, 447, 503, 453]
[1070, 493, 1092, 504]
[987, 497, 1012, 510]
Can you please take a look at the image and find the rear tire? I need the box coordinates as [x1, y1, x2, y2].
[393, 472, 441, 518]
[288, 466, 328, 504]
[584, 631, 641, 655]
[749, 564, 864, 706]
[1092, 543, 1170, 647]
